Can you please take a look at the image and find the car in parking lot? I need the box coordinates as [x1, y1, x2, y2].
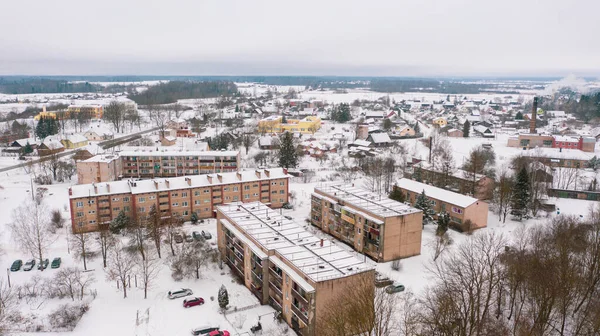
[385, 282, 405, 294]
[51, 257, 61, 269]
[168, 288, 193, 299]
[191, 326, 219, 335]
[208, 331, 230, 336]
[284, 215, 293, 220]
[38, 259, 49, 270]
[10, 260, 22, 272]
[174, 233, 184, 244]
[23, 259, 36, 271]
[192, 231, 202, 241]
[184, 234, 194, 243]
[282, 203, 293, 209]
[183, 297, 205, 308]
[201, 231, 212, 240]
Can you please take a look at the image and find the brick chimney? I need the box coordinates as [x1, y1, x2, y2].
[217, 174, 222, 183]
[264, 169, 270, 178]
[207, 175, 213, 184]
[185, 177, 191, 186]
[255, 170, 261, 178]
[165, 179, 170, 188]
[530, 97, 538, 134]
[68, 187, 72, 196]
[154, 180, 159, 189]
[92, 183, 97, 194]
[236, 172, 242, 181]
[106, 184, 110, 193]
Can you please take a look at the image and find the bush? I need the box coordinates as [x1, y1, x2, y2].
[391, 260, 402, 271]
[48, 303, 89, 331]
[51, 210, 64, 229]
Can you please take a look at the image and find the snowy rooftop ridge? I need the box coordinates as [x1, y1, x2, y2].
[118, 147, 238, 157]
[396, 178, 479, 208]
[217, 202, 374, 285]
[69, 168, 290, 198]
[314, 183, 421, 218]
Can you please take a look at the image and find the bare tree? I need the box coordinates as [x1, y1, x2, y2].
[431, 232, 452, 262]
[139, 250, 161, 299]
[103, 101, 127, 133]
[96, 229, 115, 268]
[128, 212, 147, 261]
[145, 205, 163, 259]
[0, 279, 15, 333]
[148, 106, 169, 136]
[55, 267, 94, 301]
[105, 241, 137, 298]
[242, 134, 255, 155]
[9, 199, 56, 268]
[494, 167, 513, 223]
[70, 231, 92, 271]
[169, 239, 214, 280]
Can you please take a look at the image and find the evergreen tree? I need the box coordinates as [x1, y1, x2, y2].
[235, 105, 239, 113]
[218, 285, 229, 309]
[414, 190, 434, 224]
[35, 117, 47, 139]
[413, 122, 420, 134]
[331, 103, 351, 122]
[436, 211, 450, 235]
[48, 117, 59, 135]
[388, 188, 406, 203]
[278, 132, 298, 168]
[191, 212, 199, 224]
[383, 118, 393, 131]
[515, 111, 524, 120]
[23, 142, 33, 154]
[463, 120, 470, 137]
[281, 115, 287, 124]
[413, 167, 423, 182]
[110, 210, 130, 234]
[510, 167, 530, 220]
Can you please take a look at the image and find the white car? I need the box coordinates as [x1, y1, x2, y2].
[168, 288, 193, 299]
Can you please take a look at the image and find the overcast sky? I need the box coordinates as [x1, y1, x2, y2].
[1, 0, 598, 76]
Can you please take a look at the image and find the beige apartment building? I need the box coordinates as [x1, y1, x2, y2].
[76, 148, 240, 184]
[216, 202, 375, 336]
[395, 178, 488, 231]
[69, 168, 290, 233]
[311, 184, 423, 262]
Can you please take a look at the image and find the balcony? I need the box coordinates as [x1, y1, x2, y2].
[269, 267, 283, 282]
[269, 281, 283, 296]
[269, 296, 282, 312]
[292, 287, 309, 305]
[291, 302, 309, 323]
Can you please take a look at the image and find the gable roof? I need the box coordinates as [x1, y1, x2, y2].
[396, 178, 479, 208]
[368, 133, 391, 143]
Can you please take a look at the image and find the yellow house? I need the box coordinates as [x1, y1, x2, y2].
[68, 105, 104, 119]
[258, 116, 321, 134]
[61, 134, 88, 149]
[34, 111, 58, 120]
[432, 117, 448, 128]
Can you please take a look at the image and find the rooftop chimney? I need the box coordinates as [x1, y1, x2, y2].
[92, 183, 97, 194]
[68, 187, 72, 196]
[165, 179, 170, 188]
[207, 175, 213, 184]
[236, 172, 242, 181]
[185, 177, 191, 186]
[264, 169, 270, 178]
[154, 180, 159, 189]
[106, 184, 110, 193]
[255, 170, 261, 178]
[217, 174, 223, 183]
[530, 97, 538, 134]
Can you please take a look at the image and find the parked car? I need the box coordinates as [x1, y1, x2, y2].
[192, 231, 202, 241]
[174, 233, 184, 244]
[208, 331, 230, 336]
[282, 203, 293, 209]
[23, 259, 36, 271]
[10, 260, 22, 272]
[284, 215, 293, 220]
[191, 326, 219, 335]
[374, 271, 394, 288]
[183, 297, 205, 308]
[385, 282, 405, 294]
[168, 288, 193, 299]
[51, 257, 61, 269]
[184, 234, 194, 243]
[38, 259, 49, 270]
[201, 231, 212, 240]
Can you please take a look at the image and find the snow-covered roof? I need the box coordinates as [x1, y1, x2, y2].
[314, 184, 421, 218]
[41, 137, 64, 150]
[118, 148, 238, 157]
[82, 154, 120, 163]
[396, 178, 479, 208]
[69, 168, 290, 198]
[217, 202, 374, 285]
[66, 134, 88, 144]
[85, 126, 114, 136]
[368, 133, 391, 143]
[12, 138, 37, 147]
[521, 148, 594, 161]
[352, 139, 371, 147]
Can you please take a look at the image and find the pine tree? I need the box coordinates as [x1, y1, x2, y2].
[413, 167, 422, 182]
[110, 210, 130, 234]
[48, 117, 59, 135]
[23, 142, 33, 154]
[278, 132, 298, 168]
[515, 111, 524, 120]
[218, 285, 229, 309]
[235, 105, 239, 113]
[436, 211, 450, 235]
[463, 120, 470, 138]
[388, 188, 405, 203]
[191, 212, 199, 224]
[510, 167, 530, 220]
[414, 190, 434, 224]
[281, 115, 287, 124]
[35, 117, 47, 139]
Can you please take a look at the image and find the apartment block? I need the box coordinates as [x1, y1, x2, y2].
[414, 162, 495, 200]
[216, 202, 375, 336]
[77, 154, 122, 184]
[311, 184, 423, 262]
[396, 178, 488, 231]
[76, 148, 240, 184]
[258, 116, 321, 134]
[69, 168, 290, 233]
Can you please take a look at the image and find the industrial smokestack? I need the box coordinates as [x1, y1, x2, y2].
[530, 97, 538, 134]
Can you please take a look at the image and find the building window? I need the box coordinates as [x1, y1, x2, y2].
[204, 199, 210, 203]
[113, 207, 120, 212]
[272, 191, 277, 194]
[182, 202, 188, 207]
[139, 207, 146, 212]
[280, 181, 285, 186]
[112, 197, 120, 201]
[244, 194, 250, 199]
[76, 201, 83, 207]
[195, 200, 200, 205]
[451, 207, 463, 214]
[233, 186, 239, 191]
[195, 191, 200, 196]
[172, 203, 179, 207]
[271, 182, 277, 186]
[223, 187, 229, 192]
[182, 192, 187, 197]
[138, 197, 145, 203]
[183, 210, 189, 216]
[88, 210, 95, 214]
[123, 197, 130, 202]
[89, 220, 96, 224]
[244, 185, 250, 190]
[204, 189, 210, 193]
[280, 190, 285, 194]
[76, 212, 84, 217]
[124, 206, 130, 212]
[233, 196, 239, 201]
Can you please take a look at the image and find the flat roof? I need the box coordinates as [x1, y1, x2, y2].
[217, 202, 374, 284]
[118, 148, 238, 157]
[314, 184, 421, 218]
[396, 178, 479, 208]
[70, 168, 290, 198]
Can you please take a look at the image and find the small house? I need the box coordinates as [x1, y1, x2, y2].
[61, 134, 88, 149]
[447, 129, 464, 137]
[366, 133, 392, 147]
[38, 137, 65, 156]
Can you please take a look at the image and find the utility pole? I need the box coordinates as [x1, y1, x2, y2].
[428, 136, 433, 164]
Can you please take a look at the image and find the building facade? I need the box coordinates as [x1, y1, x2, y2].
[414, 163, 495, 200]
[216, 202, 375, 336]
[69, 168, 291, 233]
[311, 184, 423, 262]
[395, 178, 489, 231]
[508, 134, 595, 152]
[77, 155, 123, 184]
[258, 116, 321, 134]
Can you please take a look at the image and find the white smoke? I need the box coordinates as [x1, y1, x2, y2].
[543, 74, 590, 95]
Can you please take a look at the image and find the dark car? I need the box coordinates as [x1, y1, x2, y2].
[192, 231, 202, 241]
[23, 259, 36, 271]
[10, 260, 22, 272]
[174, 233, 184, 244]
[201, 231, 212, 240]
[191, 326, 219, 335]
[38, 259, 49, 270]
[183, 297, 205, 308]
[51, 257, 61, 269]
[284, 215, 293, 220]
[385, 282, 405, 294]
[282, 203, 293, 209]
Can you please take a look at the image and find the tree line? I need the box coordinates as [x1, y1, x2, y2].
[0, 78, 101, 94]
[128, 81, 238, 105]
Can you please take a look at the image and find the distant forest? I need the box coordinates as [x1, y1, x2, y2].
[128, 81, 238, 105]
[561, 92, 600, 122]
[0, 78, 101, 94]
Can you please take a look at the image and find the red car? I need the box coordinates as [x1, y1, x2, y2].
[183, 297, 205, 308]
[208, 331, 230, 336]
